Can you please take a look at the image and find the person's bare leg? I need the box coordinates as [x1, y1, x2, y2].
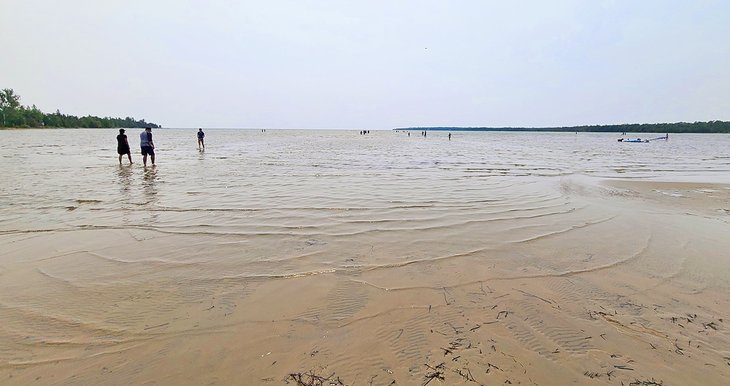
[119, 154, 122, 165]
[143, 154, 147, 166]
[151, 154, 155, 165]
[127, 153, 133, 164]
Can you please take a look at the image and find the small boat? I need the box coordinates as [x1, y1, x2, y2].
[618, 134, 668, 143]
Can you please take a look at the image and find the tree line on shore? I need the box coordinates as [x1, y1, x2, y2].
[398, 121, 730, 133]
[0, 88, 160, 128]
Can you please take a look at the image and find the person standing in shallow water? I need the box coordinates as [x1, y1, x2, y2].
[140, 127, 155, 166]
[116, 129, 132, 165]
[197, 128, 205, 151]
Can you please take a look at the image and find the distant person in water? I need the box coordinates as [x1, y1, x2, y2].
[140, 127, 155, 166]
[448, 132, 451, 141]
[197, 128, 205, 150]
[116, 129, 132, 165]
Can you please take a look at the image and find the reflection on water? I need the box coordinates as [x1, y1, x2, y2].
[116, 165, 134, 226]
[142, 166, 159, 223]
[142, 166, 158, 196]
[117, 164, 133, 193]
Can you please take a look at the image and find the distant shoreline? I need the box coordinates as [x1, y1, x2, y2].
[0, 127, 161, 130]
[0, 88, 160, 129]
[396, 120, 730, 133]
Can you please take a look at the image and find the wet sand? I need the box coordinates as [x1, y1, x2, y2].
[1, 130, 730, 385]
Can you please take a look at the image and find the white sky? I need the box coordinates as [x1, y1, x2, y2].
[1, 0, 729, 129]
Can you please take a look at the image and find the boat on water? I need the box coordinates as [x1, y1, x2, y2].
[618, 134, 669, 143]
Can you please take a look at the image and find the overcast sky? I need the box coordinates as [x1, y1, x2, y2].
[1, 0, 729, 129]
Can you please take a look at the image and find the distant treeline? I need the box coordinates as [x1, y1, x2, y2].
[0, 88, 160, 128]
[397, 121, 730, 133]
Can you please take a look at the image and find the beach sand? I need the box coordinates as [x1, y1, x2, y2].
[1, 177, 729, 385]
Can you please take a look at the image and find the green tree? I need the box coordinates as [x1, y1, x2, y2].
[1, 88, 161, 128]
[0, 88, 21, 109]
[0, 88, 22, 126]
[24, 104, 45, 127]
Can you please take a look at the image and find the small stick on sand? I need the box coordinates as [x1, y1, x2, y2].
[443, 287, 452, 305]
[288, 371, 344, 386]
[423, 363, 445, 386]
[445, 322, 462, 334]
[674, 343, 684, 355]
[144, 322, 169, 330]
[514, 288, 553, 304]
[454, 367, 476, 382]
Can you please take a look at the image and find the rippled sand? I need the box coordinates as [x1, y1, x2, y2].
[1, 129, 730, 385]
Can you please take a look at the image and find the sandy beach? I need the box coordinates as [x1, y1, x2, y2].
[1, 130, 729, 385]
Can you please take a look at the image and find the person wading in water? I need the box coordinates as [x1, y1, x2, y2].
[197, 128, 205, 151]
[116, 129, 133, 165]
[140, 127, 155, 166]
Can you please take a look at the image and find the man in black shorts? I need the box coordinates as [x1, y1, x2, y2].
[140, 127, 155, 166]
[197, 128, 205, 151]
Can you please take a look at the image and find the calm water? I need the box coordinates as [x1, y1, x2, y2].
[1, 129, 729, 235]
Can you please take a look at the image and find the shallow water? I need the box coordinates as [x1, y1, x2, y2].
[3, 129, 728, 277]
[2, 130, 729, 267]
[3, 129, 729, 226]
[1, 129, 730, 385]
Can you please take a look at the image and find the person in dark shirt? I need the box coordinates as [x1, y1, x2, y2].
[197, 128, 205, 151]
[116, 129, 132, 165]
[140, 127, 155, 166]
